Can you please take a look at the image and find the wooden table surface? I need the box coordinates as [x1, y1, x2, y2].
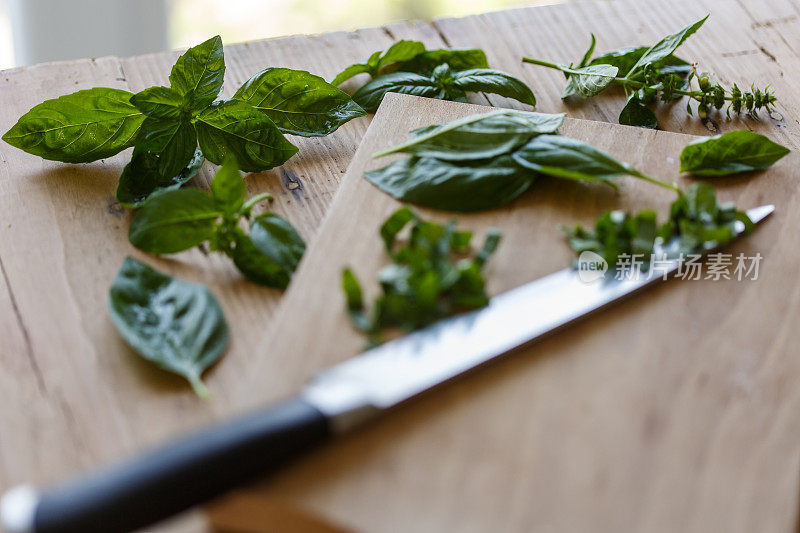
[1, 0, 799, 531]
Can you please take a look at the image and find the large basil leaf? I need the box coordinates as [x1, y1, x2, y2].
[195, 100, 299, 172]
[626, 16, 708, 76]
[451, 69, 536, 106]
[352, 72, 442, 112]
[136, 119, 198, 177]
[680, 130, 790, 176]
[130, 86, 185, 120]
[618, 94, 658, 129]
[169, 35, 225, 112]
[395, 48, 489, 75]
[116, 147, 204, 208]
[210, 157, 246, 215]
[109, 257, 228, 398]
[365, 155, 535, 212]
[375, 109, 564, 160]
[561, 64, 617, 98]
[249, 213, 305, 272]
[233, 68, 365, 137]
[128, 188, 222, 253]
[512, 134, 643, 186]
[2, 88, 145, 163]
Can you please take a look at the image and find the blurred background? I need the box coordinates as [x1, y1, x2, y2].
[0, 0, 558, 70]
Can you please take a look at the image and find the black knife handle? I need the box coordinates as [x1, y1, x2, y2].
[11, 397, 330, 533]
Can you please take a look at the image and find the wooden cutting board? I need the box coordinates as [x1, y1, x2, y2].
[234, 93, 800, 533]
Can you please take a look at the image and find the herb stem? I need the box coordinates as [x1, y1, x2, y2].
[188, 374, 213, 400]
[242, 192, 274, 211]
[633, 172, 681, 194]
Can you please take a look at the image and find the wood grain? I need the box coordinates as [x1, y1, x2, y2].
[237, 93, 800, 533]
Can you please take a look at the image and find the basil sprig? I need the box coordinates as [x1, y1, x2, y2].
[366, 110, 676, 212]
[129, 157, 305, 289]
[3, 35, 365, 205]
[680, 130, 790, 176]
[523, 16, 778, 128]
[562, 183, 753, 269]
[332, 41, 533, 112]
[109, 257, 229, 398]
[343, 207, 501, 344]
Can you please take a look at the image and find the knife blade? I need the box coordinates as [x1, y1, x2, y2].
[0, 204, 774, 533]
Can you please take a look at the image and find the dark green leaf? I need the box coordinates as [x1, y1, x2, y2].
[129, 188, 221, 254]
[130, 86, 185, 120]
[210, 157, 246, 214]
[2, 88, 144, 163]
[578, 34, 597, 68]
[618, 94, 658, 129]
[376, 40, 426, 70]
[352, 72, 442, 112]
[365, 155, 534, 212]
[136, 119, 198, 178]
[195, 100, 299, 172]
[626, 15, 708, 76]
[561, 64, 617, 98]
[588, 47, 690, 77]
[230, 231, 292, 289]
[451, 68, 536, 106]
[109, 257, 228, 398]
[233, 67, 365, 136]
[375, 109, 564, 160]
[248, 213, 306, 273]
[330, 63, 374, 87]
[395, 48, 489, 75]
[379, 206, 416, 250]
[169, 35, 225, 112]
[679, 130, 790, 176]
[116, 147, 204, 208]
[512, 134, 641, 186]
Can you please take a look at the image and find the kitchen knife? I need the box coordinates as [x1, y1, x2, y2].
[0, 204, 774, 533]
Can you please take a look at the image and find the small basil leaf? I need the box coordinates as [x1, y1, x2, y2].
[136, 119, 198, 178]
[395, 48, 489, 75]
[129, 188, 222, 254]
[619, 94, 658, 129]
[379, 206, 416, 250]
[231, 231, 292, 289]
[588, 46, 690, 77]
[365, 155, 534, 212]
[169, 35, 225, 112]
[109, 257, 228, 398]
[233, 68, 365, 137]
[352, 72, 441, 112]
[2, 88, 144, 163]
[451, 68, 536, 106]
[626, 15, 708, 76]
[578, 34, 597, 68]
[377, 109, 564, 160]
[330, 63, 374, 87]
[512, 134, 641, 186]
[680, 130, 790, 176]
[116, 147, 204, 208]
[130, 86, 185, 120]
[210, 157, 246, 214]
[195, 100, 299, 172]
[377, 40, 426, 70]
[249, 213, 306, 273]
[562, 64, 618, 98]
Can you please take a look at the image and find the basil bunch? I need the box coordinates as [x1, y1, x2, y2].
[523, 16, 778, 128]
[331, 40, 535, 112]
[343, 207, 501, 344]
[3, 35, 365, 206]
[109, 257, 229, 398]
[129, 158, 305, 289]
[366, 109, 676, 212]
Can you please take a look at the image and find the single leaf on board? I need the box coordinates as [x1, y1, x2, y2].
[679, 130, 790, 176]
[451, 69, 536, 106]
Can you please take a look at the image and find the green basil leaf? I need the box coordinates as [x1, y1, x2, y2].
[379, 206, 416, 250]
[249, 213, 306, 273]
[129, 188, 222, 254]
[116, 147, 204, 208]
[589, 47, 690, 76]
[231, 231, 292, 289]
[562, 64, 618, 98]
[512, 134, 642, 187]
[578, 34, 597, 68]
[136, 119, 198, 178]
[210, 157, 246, 214]
[109, 257, 228, 398]
[626, 15, 708, 76]
[233, 67, 365, 137]
[195, 100, 299, 172]
[352, 72, 441, 112]
[2, 88, 144, 163]
[619, 94, 658, 129]
[130, 86, 185, 120]
[365, 155, 534, 212]
[330, 63, 374, 87]
[679, 130, 790, 176]
[395, 48, 489, 75]
[377, 40, 426, 70]
[451, 68, 536, 106]
[375, 109, 564, 160]
[169, 35, 225, 112]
